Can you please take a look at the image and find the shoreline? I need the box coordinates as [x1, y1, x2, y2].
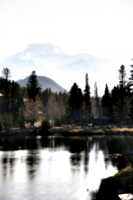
[1, 126, 133, 137]
[1, 126, 133, 197]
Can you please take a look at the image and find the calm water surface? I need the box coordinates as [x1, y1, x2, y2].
[0, 135, 133, 200]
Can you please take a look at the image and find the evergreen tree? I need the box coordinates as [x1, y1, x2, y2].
[10, 81, 20, 124]
[129, 59, 133, 92]
[84, 73, 91, 122]
[27, 71, 41, 102]
[102, 84, 111, 118]
[119, 65, 127, 93]
[1, 69, 11, 113]
[66, 83, 83, 125]
[94, 81, 102, 125]
[17, 107, 25, 128]
[0, 71, 25, 126]
[94, 82, 100, 115]
[42, 88, 52, 107]
[41, 119, 51, 133]
[118, 65, 127, 126]
[110, 66, 129, 126]
[110, 86, 120, 124]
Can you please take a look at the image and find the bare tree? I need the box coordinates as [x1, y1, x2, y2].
[2, 68, 11, 80]
[46, 95, 61, 125]
[24, 100, 44, 127]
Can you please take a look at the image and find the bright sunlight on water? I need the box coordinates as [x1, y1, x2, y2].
[0, 135, 133, 200]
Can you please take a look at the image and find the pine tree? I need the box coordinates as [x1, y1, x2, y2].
[17, 107, 25, 128]
[94, 81, 102, 126]
[102, 84, 111, 118]
[118, 65, 127, 126]
[27, 71, 41, 102]
[66, 83, 83, 125]
[94, 81, 100, 116]
[129, 59, 133, 92]
[119, 65, 127, 93]
[1, 68, 11, 113]
[84, 73, 91, 122]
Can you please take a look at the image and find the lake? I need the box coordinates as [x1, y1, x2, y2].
[0, 135, 133, 200]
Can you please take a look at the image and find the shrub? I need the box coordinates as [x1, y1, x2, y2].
[56, 118, 62, 126]
[41, 119, 51, 133]
[3, 113, 13, 130]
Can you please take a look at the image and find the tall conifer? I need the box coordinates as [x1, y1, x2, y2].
[84, 73, 91, 122]
[118, 65, 127, 126]
[102, 84, 111, 118]
[27, 71, 41, 102]
[66, 83, 83, 125]
[129, 59, 133, 92]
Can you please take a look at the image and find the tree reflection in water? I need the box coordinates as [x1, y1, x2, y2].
[84, 149, 89, 173]
[2, 155, 8, 177]
[70, 153, 81, 166]
[9, 156, 16, 174]
[1, 152, 17, 179]
[0, 135, 132, 200]
[26, 151, 40, 181]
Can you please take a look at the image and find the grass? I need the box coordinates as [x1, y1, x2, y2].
[50, 126, 133, 135]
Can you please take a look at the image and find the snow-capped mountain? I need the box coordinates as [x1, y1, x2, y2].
[0, 43, 131, 96]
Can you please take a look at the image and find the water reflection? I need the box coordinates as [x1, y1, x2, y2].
[26, 151, 40, 180]
[2, 155, 8, 177]
[0, 135, 133, 155]
[0, 135, 133, 200]
[84, 149, 89, 173]
[70, 153, 81, 166]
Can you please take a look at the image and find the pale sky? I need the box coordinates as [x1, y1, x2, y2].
[0, 0, 133, 62]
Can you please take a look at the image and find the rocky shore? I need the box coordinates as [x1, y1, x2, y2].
[90, 154, 133, 200]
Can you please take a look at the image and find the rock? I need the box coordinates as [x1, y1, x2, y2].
[96, 177, 120, 200]
[114, 168, 133, 194]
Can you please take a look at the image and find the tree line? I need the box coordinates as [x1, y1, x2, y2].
[60, 63, 133, 127]
[1, 62, 133, 130]
[0, 69, 68, 130]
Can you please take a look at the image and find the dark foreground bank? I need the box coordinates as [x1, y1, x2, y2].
[89, 153, 133, 200]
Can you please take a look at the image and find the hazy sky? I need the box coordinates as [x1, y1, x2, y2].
[0, 0, 133, 62]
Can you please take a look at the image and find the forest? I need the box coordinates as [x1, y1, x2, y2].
[0, 63, 133, 130]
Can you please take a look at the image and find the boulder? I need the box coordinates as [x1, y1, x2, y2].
[95, 177, 120, 200]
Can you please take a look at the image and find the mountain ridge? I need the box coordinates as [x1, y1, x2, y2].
[0, 43, 130, 96]
[17, 75, 67, 93]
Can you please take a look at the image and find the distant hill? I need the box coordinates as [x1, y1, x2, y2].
[17, 75, 67, 93]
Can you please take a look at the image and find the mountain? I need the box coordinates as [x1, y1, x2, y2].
[17, 75, 67, 93]
[0, 43, 131, 96]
